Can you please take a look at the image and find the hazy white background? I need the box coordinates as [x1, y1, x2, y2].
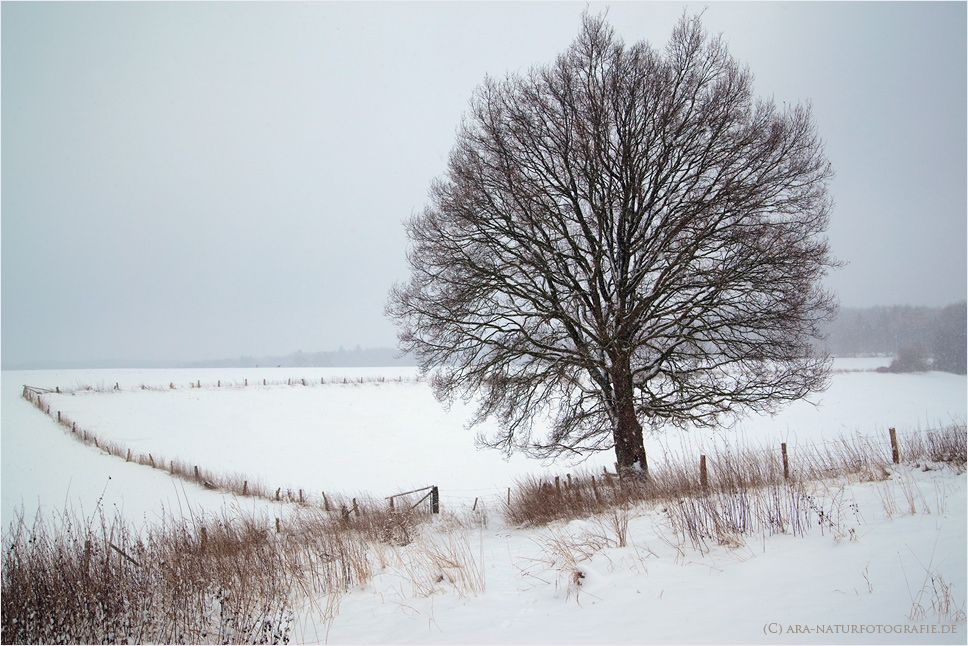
[3, 2, 965, 367]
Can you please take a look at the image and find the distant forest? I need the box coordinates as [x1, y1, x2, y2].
[243, 304, 966, 374]
[822, 302, 967, 374]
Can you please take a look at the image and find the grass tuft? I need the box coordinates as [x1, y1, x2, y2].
[1, 494, 457, 644]
[504, 423, 966, 531]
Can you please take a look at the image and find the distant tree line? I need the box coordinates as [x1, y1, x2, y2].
[822, 302, 966, 374]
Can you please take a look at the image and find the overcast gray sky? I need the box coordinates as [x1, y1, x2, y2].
[2, 2, 966, 367]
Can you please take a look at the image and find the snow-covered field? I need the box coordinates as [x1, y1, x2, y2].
[2, 359, 966, 643]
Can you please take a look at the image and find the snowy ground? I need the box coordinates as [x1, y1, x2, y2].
[2, 358, 966, 643]
[317, 471, 967, 645]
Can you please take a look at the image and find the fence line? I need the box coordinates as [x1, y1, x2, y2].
[649, 425, 958, 462]
[21, 383, 966, 519]
[40, 374, 426, 396]
[21, 383, 451, 516]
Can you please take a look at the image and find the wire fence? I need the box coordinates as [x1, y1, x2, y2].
[20, 381, 967, 518]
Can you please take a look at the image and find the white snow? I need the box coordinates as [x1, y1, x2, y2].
[2, 360, 966, 643]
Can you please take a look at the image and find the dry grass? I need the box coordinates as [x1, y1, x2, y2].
[1, 506, 297, 644]
[909, 571, 968, 623]
[401, 532, 486, 598]
[511, 426, 964, 584]
[1, 493, 458, 644]
[660, 478, 862, 553]
[872, 464, 963, 520]
[504, 423, 966, 534]
[902, 425, 968, 467]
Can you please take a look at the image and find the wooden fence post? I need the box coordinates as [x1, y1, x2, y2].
[83, 540, 92, 576]
[781, 443, 789, 479]
[431, 486, 439, 514]
[555, 476, 561, 495]
[194, 466, 200, 481]
[700, 455, 708, 489]
[323, 492, 330, 511]
[352, 498, 359, 517]
[242, 481, 248, 496]
[889, 428, 900, 464]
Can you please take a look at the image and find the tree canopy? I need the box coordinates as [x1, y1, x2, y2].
[388, 13, 839, 473]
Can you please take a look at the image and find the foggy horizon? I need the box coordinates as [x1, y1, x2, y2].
[5, 302, 964, 372]
[3, 2, 966, 369]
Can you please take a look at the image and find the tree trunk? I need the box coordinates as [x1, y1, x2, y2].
[610, 357, 649, 476]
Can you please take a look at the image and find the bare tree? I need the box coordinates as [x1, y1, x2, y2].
[387, 13, 839, 474]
